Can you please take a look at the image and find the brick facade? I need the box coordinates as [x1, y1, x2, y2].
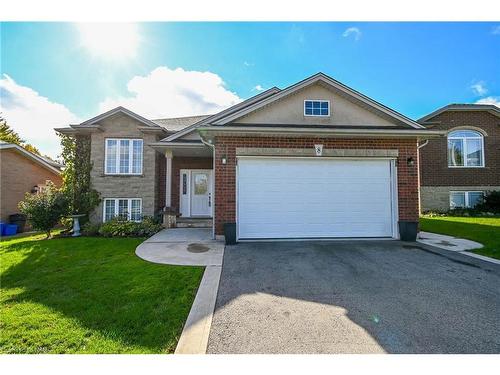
[419, 110, 500, 211]
[0, 149, 62, 222]
[213, 136, 419, 235]
[420, 111, 500, 186]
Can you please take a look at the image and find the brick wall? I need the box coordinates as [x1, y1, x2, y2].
[419, 111, 500, 186]
[171, 157, 213, 213]
[213, 136, 419, 235]
[0, 149, 62, 222]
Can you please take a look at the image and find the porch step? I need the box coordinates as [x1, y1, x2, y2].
[176, 218, 213, 228]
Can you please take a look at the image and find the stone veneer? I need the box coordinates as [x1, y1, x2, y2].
[420, 185, 500, 212]
[213, 136, 419, 235]
[89, 112, 162, 222]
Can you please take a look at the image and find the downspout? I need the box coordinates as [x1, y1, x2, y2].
[417, 140, 429, 149]
[200, 135, 216, 240]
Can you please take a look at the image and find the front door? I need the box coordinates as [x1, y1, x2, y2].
[190, 171, 211, 216]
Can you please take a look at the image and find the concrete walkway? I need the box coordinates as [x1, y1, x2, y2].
[417, 231, 500, 265]
[135, 228, 224, 354]
[136, 228, 224, 266]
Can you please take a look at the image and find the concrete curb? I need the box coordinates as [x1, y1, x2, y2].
[175, 265, 222, 354]
[459, 251, 500, 265]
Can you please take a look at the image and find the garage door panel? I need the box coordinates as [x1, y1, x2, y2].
[237, 158, 394, 239]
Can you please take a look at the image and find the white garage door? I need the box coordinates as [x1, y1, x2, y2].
[237, 157, 395, 239]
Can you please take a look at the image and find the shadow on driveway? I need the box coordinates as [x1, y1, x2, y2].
[207, 240, 500, 354]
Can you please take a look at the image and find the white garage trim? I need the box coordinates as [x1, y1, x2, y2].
[236, 156, 399, 240]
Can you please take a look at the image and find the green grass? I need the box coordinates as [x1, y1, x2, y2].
[420, 216, 500, 260]
[0, 233, 204, 353]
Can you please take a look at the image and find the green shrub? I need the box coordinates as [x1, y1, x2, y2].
[98, 216, 162, 237]
[476, 191, 500, 214]
[82, 222, 101, 236]
[18, 181, 69, 238]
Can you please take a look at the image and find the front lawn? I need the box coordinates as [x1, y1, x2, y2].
[420, 216, 500, 260]
[0, 233, 204, 353]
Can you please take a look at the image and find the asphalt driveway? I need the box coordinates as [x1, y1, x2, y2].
[207, 241, 500, 354]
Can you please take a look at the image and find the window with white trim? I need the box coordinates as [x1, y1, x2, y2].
[304, 100, 330, 116]
[103, 198, 142, 222]
[105, 139, 143, 174]
[447, 130, 484, 167]
[449, 191, 484, 209]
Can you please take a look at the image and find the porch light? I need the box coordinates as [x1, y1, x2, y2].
[31, 185, 39, 194]
[407, 157, 415, 167]
[221, 155, 227, 165]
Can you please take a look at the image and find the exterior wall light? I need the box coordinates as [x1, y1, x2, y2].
[31, 185, 39, 194]
[221, 155, 227, 165]
[407, 157, 415, 167]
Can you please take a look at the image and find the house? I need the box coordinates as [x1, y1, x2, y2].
[55, 73, 443, 241]
[0, 141, 63, 222]
[418, 104, 500, 212]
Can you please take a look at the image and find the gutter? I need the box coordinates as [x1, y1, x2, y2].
[198, 126, 447, 140]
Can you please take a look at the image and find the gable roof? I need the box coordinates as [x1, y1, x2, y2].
[161, 86, 281, 142]
[210, 72, 424, 129]
[76, 106, 161, 128]
[0, 142, 62, 174]
[153, 115, 212, 133]
[418, 104, 500, 123]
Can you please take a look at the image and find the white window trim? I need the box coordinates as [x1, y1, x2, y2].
[449, 191, 484, 209]
[447, 131, 485, 168]
[104, 138, 143, 175]
[103, 198, 143, 222]
[304, 99, 330, 117]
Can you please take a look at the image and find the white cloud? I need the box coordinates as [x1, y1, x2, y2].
[98, 66, 242, 118]
[470, 81, 488, 96]
[475, 96, 500, 107]
[492, 25, 500, 35]
[253, 85, 264, 92]
[342, 27, 362, 41]
[243, 61, 254, 67]
[0, 74, 80, 158]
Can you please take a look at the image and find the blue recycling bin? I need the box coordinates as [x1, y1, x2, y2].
[3, 224, 18, 236]
[0, 222, 6, 236]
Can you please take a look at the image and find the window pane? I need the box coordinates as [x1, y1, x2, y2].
[305, 101, 312, 108]
[305, 107, 313, 115]
[466, 138, 483, 166]
[449, 130, 481, 138]
[312, 101, 320, 108]
[132, 140, 142, 174]
[119, 140, 130, 173]
[118, 199, 129, 219]
[320, 108, 328, 115]
[106, 140, 117, 173]
[130, 199, 142, 221]
[312, 108, 321, 115]
[104, 200, 115, 222]
[448, 139, 464, 166]
[194, 174, 208, 195]
[321, 101, 328, 109]
[468, 192, 484, 208]
[450, 192, 466, 209]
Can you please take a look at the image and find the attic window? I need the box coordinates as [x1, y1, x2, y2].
[304, 100, 330, 117]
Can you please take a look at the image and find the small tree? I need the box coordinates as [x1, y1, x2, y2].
[18, 182, 69, 238]
[59, 134, 100, 219]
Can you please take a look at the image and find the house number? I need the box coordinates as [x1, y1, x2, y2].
[314, 144, 323, 156]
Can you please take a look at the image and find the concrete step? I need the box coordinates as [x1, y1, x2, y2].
[176, 218, 213, 228]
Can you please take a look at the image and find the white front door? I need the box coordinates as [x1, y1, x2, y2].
[190, 171, 212, 216]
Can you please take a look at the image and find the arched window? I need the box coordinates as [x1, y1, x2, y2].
[447, 130, 484, 167]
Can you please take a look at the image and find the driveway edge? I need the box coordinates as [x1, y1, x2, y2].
[175, 265, 222, 354]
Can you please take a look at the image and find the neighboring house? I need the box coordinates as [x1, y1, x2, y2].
[56, 73, 442, 240]
[0, 142, 63, 222]
[418, 104, 500, 212]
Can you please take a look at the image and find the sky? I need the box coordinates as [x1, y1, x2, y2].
[1, 22, 499, 158]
